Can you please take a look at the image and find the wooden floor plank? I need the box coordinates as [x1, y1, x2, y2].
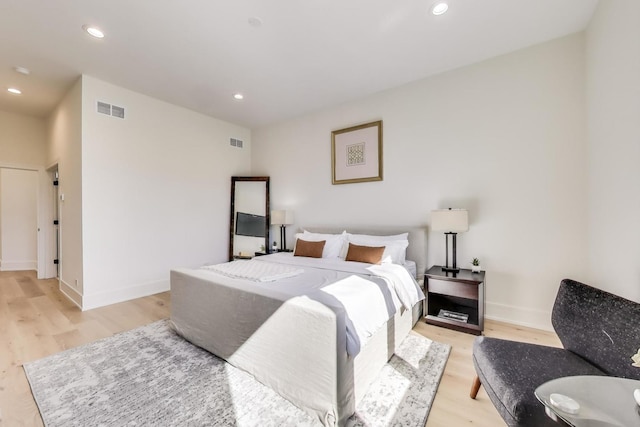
[28, 295, 76, 336]
[1, 366, 43, 427]
[0, 275, 26, 300]
[14, 276, 45, 299]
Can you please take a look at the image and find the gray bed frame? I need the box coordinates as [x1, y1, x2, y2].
[170, 227, 426, 426]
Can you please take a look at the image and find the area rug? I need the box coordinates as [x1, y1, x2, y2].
[24, 320, 450, 427]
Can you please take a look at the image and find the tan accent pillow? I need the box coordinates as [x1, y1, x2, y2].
[345, 243, 385, 264]
[294, 238, 326, 258]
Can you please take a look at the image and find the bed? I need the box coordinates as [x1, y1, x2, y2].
[170, 227, 427, 426]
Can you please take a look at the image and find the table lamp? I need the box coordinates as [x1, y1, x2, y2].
[271, 210, 294, 251]
[431, 208, 469, 272]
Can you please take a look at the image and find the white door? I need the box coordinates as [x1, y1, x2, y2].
[0, 168, 38, 271]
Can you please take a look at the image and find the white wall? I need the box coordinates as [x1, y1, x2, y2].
[80, 75, 251, 309]
[586, 1, 640, 302]
[0, 109, 47, 166]
[47, 78, 84, 303]
[252, 33, 588, 330]
[0, 168, 38, 271]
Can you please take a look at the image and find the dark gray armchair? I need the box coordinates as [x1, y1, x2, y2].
[470, 279, 640, 426]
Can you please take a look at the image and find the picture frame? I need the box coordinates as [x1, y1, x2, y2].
[331, 120, 383, 185]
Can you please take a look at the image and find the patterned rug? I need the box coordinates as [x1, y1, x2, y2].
[23, 320, 450, 427]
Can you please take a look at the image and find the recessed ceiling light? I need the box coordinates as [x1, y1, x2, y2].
[233, 93, 244, 100]
[82, 25, 105, 38]
[14, 66, 30, 75]
[431, 2, 449, 15]
[8, 88, 22, 95]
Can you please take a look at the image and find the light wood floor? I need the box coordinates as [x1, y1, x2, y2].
[0, 270, 561, 426]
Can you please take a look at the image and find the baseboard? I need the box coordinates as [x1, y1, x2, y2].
[485, 301, 553, 332]
[0, 259, 37, 271]
[82, 279, 170, 311]
[60, 279, 83, 309]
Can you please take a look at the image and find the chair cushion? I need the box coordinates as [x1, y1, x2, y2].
[473, 336, 605, 427]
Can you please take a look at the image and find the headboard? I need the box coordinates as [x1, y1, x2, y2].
[301, 226, 427, 278]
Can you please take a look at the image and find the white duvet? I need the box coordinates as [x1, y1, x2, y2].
[200, 253, 424, 356]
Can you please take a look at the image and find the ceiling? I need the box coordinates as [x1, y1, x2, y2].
[0, 0, 599, 129]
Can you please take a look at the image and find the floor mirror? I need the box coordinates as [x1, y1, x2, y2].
[229, 176, 270, 261]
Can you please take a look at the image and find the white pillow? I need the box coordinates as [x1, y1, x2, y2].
[299, 230, 346, 259]
[344, 233, 409, 264]
[381, 240, 410, 264]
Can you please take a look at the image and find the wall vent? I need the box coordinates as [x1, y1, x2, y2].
[97, 101, 125, 119]
[111, 105, 125, 119]
[97, 101, 111, 115]
[230, 138, 244, 148]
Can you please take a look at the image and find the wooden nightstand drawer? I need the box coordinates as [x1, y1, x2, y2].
[428, 278, 478, 300]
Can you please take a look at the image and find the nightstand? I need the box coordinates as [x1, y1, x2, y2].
[424, 266, 485, 335]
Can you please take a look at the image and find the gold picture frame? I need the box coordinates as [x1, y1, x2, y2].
[331, 120, 383, 185]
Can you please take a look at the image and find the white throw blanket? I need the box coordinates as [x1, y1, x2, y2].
[367, 263, 425, 310]
[309, 275, 394, 356]
[202, 260, 304, 282]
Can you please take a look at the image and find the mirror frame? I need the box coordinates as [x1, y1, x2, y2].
[229, 176, 270, 261]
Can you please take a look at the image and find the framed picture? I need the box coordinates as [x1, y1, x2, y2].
[331, 120, 383, 185]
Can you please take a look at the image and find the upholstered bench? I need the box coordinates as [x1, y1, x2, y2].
[470, 279, 640, 427]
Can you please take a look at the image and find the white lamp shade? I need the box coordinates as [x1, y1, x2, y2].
[271, 210, 294, 225]
[431, 209, 469, 232]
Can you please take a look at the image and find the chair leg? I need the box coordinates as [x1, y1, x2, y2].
[470, 375, 482, 399]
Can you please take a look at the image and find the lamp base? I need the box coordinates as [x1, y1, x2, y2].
[441, 266, 460, 273]
[280, 224, 287, 251]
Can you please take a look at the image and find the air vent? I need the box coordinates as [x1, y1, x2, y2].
[230, 138, 243, 148]
[97, 101, 111, 115]
[111, 105, 125, 119]
[97, 101, 125, 119]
